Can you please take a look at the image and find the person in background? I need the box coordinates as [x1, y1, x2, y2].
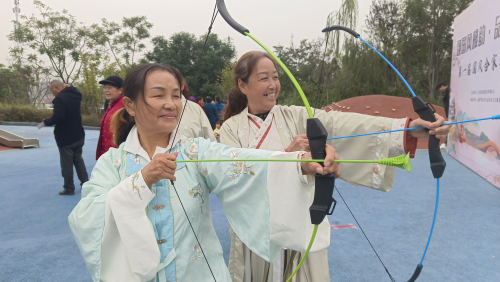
[196, 96, 204, 107]
[214, 120, 222, 143]
[436, 82, 450, 149]
[435, 82, 450, 118]
[96, 76, 124, 160]
[214, 120, 222, 136]
[189, 96, 196, 102]
[178, 78, 216, 141]
[203, 96, 219, 130]
[42, 80, 88, 195]
[215, 96, 225, 119]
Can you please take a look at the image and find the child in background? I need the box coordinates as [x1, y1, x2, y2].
[214, 120, 222, 136]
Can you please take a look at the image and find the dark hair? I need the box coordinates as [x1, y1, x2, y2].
[222, 51, 278, 121]
[181, 78, 190, 99]
[216, 120, 222, 125]
[215, 96, 222, 103]
[196, 96, 203, 103]
[206, 96, 213, 103]
[111, 63, 185, 146]
[435, 82, 447, 91]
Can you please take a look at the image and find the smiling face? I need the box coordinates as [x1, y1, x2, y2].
[238, 57, 280, 115]
[123, 70, 183, 137]
[103, 84, 123, 102]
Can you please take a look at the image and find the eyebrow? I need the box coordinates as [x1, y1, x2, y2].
[149, 86, 166, 91]
[257, 71, 278, 75]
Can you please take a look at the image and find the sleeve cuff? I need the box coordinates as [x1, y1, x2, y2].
[389, 118, 417, 158]
[403, 118, 418, 158]
[110, 170, 155, 209]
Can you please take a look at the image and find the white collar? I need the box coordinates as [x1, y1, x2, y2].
[247, 105, 279, 122]
[123, 125, 182, 160]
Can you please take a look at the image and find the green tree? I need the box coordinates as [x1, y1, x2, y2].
[397, 0, 474, 99]
[0, 47, 52, 106]
[274, 37, 337, 108]
[325, 0, 359, 57]
[99, 16, 153, 67]
[218, 61, 236, 98]
[331, 0, 473, 104]
[76, 52, 102, 114]
[8, 1, 100, 84]
[145, 32, 236, 97]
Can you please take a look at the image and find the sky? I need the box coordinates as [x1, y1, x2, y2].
[0, 0, 373, 66]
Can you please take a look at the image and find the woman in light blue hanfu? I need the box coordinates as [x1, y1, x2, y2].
[68, 64, 340, 282]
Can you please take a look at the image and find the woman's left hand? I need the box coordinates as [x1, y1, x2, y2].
[408, 113, 450, 140]
[300, 145, 341, 178]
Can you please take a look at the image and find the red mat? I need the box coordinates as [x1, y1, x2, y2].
[322, 95, 446, 149]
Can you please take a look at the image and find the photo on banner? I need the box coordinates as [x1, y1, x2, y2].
[449, 0, 500, 189]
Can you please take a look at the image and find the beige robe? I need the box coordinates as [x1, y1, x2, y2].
[178, 97, 216, 142]
[220, 105, 409, 282]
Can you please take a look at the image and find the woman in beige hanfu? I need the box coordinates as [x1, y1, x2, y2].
[178, 80, 216, 141]
[220, 51, 450, 282]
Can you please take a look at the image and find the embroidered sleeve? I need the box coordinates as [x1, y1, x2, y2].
[130, 170, 155, 208]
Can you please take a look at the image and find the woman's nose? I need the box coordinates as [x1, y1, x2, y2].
[269, 80, 277, 90]
[163, 98, 176, 110]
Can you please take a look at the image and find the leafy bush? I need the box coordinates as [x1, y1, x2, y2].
[0, 104, 102, 127]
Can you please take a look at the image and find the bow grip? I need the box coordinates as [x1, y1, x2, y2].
[412, 96, 446, 178]
[307, 118, 336, 225]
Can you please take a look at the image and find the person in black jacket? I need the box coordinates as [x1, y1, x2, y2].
[203, 96, 220, 129]
[436, 82, 450, 118]
[43, 80, 89, 195]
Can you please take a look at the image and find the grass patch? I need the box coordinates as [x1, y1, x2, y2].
[0, 104, 102, 127]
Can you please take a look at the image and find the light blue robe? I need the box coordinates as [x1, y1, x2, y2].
[68, 127, 329, 282]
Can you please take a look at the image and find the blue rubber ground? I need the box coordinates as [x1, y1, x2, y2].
[0, 125, 499, 281]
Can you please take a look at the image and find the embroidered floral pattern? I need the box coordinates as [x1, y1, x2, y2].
[180, 138, 199, 161]
[227, 151, 255, 180]
[237, 129, 245, 138]
[192, 244, 202, 261]
[180, 137, 193, 146]
[198, 165, 208, 175]
[284, 129, 291, 138]
[113, 159, 121, 168]
[132, 172, 143, 200]
[389, 118, 407, 157]
[189, 184, 204, 213]
[130, 154, 140, 164]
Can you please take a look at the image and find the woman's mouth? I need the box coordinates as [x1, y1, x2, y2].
[160, 114, 177, 119]
[264, 93, 276, 98]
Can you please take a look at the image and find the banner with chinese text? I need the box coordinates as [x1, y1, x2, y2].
[449, 0, 500, 189]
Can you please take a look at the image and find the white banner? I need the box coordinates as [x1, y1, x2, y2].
[449, 0, 500, 189]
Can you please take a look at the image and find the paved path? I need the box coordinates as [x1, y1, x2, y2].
[0, 125, 498, 281]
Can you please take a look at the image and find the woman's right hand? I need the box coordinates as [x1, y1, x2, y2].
[141, 152, 178, 188]
[286, 134, 310, 152]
